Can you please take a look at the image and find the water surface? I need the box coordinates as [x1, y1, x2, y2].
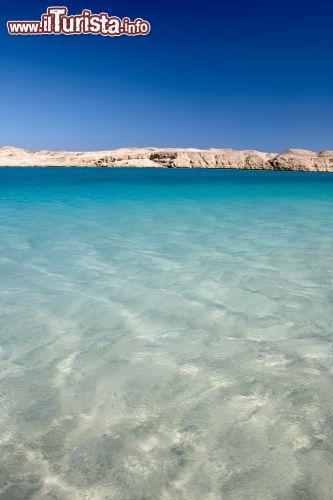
[0, 168, 333, 499]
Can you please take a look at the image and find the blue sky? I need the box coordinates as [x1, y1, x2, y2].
[1, 0, 332, 151]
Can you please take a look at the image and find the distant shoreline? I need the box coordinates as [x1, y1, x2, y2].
[1, 146, 333, 172]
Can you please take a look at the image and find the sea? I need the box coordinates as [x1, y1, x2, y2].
[0, 167, 333, 499]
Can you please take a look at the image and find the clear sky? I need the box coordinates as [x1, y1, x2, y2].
[1, 0, 332, 151]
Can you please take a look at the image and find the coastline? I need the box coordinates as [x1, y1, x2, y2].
[1, 146, 333, 172]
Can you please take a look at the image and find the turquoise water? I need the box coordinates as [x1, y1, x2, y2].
[0, 167, 333, 499]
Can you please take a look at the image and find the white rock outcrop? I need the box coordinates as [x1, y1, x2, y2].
[0, 146, 332, 171]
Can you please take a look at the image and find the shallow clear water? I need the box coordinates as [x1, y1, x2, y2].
[0, 167, 333, 499]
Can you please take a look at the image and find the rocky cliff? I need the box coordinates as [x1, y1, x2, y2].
[0, 146, 332, 171]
